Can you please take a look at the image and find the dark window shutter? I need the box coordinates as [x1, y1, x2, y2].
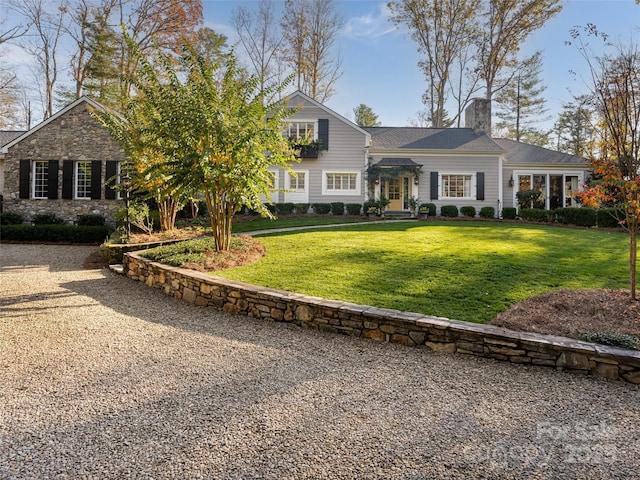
[91, 161, 102, 199]
[62, 161, 73, 199]
[47, 160, 59, 199]
[430, 171, 439, 200]
[477, 172, 485, 200]
[19, 160, 30, 199]
[104, 161, 118, 200]
[318, 119, 329, 150]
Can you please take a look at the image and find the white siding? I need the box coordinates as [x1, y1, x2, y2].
[278, 95, 369, 206]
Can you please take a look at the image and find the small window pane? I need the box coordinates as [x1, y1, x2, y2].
[33, 161, 48, 198]
[76, 161, 92, 199]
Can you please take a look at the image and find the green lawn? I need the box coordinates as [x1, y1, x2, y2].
[217, 221, 629, 323]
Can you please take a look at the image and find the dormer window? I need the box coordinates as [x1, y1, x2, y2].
[283, 121, 317, 141]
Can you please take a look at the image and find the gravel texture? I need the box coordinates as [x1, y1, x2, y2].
[1, 244, 639, 480]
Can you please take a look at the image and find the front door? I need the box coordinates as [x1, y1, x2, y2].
[385, 177, 410, 210]
[386, 177, 402, 210]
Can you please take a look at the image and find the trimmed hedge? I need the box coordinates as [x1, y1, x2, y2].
[440, 205, 459, 217]
[418, 203, 436, 216]
[502, 207, 517, 219]
[77, 214, 106, 226]
[554, 207, 596, 227]
[346, 203, 362, 215]
[1, 212, 23, 225]
[597, 207, 625, 228]
[1, 225, 111, 243]
[311, 203, 331, 214]
[32, 213, 65, 225]
[479, 206, 495, 219]
[276, 203, 295, 215]
[460, 206, 476, 217]
[294, 203, 309, 214]
[331, 202, 345, 215]
[519, 208, 554, 222]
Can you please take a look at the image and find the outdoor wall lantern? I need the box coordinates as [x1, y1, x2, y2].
[508, 175, 514, 188]
[414, 177, 419, 185]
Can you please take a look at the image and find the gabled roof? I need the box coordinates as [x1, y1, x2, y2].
[493, 138, 587, 166]
[363, 126, 504, 153]
[286, 90, 371, 142]
[1, 96, 108, 154]
[0, 131, 26, 149]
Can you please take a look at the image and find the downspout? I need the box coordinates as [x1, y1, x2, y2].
[498, 153, 504, 216]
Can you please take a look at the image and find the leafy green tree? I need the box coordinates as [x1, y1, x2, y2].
[353, 103, 381, 126]
[494, 51, 550, 145]
[96, 36, 296, 249]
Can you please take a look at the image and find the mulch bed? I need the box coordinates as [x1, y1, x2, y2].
[491, 289, 640, 338]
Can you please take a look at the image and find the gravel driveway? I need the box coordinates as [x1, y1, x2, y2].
[1, 244, 639, 479]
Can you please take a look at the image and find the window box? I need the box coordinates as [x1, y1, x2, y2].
[295, 144, 319, 158]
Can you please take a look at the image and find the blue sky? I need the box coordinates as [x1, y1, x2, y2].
[204, 0, 640, 129]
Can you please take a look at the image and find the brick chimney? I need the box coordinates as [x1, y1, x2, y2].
[465, 98, 491, 135]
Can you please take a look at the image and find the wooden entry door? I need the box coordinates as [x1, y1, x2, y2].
[386, 177, 402, 210]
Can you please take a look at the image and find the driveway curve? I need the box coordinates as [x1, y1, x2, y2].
[1, 244, 638, 479]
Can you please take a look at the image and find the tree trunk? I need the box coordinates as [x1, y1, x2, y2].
[157, 196, 179, 231]
[631, 227, 637, 301]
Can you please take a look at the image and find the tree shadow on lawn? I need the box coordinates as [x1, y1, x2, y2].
[249, 221, 627, 323]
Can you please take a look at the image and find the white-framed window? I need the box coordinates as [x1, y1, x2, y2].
[283, 120, 317, 141]
[514, 171, 584, 210]
[75, 161, 92, 199]
[322, 170, 361, 196]
[440, 173, 474, 199]
[32, 161, 48, 199]
[284, 169, 309, 203]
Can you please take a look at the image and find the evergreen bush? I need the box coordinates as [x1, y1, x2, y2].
[276, 203, 295, 215]
[346, 203, 362, 215]
[331, 202, 345, 215]
[0, 212, 23, 225]
[77, 214, 106, 226]
[294, 203, 309, 214]
[31, 213, 65, 225]
[311, 203, 331, 214]
[440, 205, 458, 217]
[460, 206, 476, 217]
[502, 207, 517, 219]
[479, 206, 495, 219]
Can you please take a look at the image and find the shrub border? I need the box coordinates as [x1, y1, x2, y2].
[124, 252, 640, 385]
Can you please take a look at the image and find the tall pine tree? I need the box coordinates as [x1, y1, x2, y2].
[494, 51, 549, 146]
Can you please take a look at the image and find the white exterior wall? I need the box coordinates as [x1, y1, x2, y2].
[369, 152, 502, 215]
[273, 95, 369, 207]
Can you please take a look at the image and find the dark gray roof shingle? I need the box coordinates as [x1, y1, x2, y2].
[364, 126, 504, 152]
[493, 138, 587, 165]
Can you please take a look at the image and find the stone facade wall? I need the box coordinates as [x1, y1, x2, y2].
[124, 252, 640, 385]
[3, 100, 126, 224]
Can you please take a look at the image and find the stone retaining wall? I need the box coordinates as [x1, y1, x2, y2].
[124, 252, 640, 385]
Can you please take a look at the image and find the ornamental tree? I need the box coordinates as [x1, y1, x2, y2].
[98, 34, 296, 250]
[571, 29, 640, 300]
